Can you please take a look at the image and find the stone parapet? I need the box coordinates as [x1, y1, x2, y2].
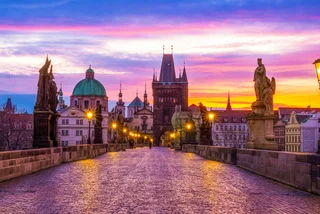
[0, 148, 62, 182]
[237, 149, 320, 195]
[0, 144, 111, 183]
[181, 144, 237, 164]
[181, 144, 320, 195]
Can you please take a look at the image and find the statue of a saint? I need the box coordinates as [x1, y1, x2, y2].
[48, 65, 58, 112]
[254, 58, 266, 101]
[262, 77, 276, 115]
[35, 57, 51, 109]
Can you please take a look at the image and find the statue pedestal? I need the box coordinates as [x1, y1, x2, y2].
[33, 111, 54, 148]
[246, 101, 278, 151]
[94, 127, 103, 144]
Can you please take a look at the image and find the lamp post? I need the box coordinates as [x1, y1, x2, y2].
[313, 58, 320, 89]
[313, 58, 320, 153]
[111, 122, 117, 143]
[208, 112, 215, 145]
[185, 121, 193, 144]
[86, 111, 93, 144]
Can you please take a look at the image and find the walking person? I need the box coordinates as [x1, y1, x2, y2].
[149, 140, 152, 149]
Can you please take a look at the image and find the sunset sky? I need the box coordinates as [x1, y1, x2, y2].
[1, 0, 320, 111]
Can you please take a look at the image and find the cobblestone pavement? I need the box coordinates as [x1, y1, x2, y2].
[0, 148, 320, 214]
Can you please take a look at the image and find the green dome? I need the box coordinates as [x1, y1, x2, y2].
[72, 79, 106, 97]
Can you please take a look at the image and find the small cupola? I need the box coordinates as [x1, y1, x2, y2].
[86, 65, 95, 79]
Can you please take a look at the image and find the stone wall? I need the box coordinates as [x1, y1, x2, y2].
[0, 144, 112, 183]
[182, 144, 237, 164]
[0, 148, 62, 182]
[62, 144, 107, 162]
[181, 144, 320, 195]
[237, 149, 320, 195]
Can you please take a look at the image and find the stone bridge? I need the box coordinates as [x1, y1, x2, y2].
[0, 147, 319, 213]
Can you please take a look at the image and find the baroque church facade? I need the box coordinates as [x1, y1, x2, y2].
[57, 66, 109, 146]
[152, 51, 188, 145]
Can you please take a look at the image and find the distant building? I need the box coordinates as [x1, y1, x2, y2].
[0, 98, 33, 150]
[57, 66, 109, 146]
[127, 84, 152, 119]
[58, 83, 67, 110]
[285, 111, 319, 153]
[211, 93, 250, 148]
[274, 120, 286, 151]
[152, 50, 188, 146]
[113, 82, 126, 117]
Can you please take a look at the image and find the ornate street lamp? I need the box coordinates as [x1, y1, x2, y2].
[313, 58, 320, 89]
[313, 58, 320, 153]
[208, 112, 215, 145]
[86, 110, 93, 144]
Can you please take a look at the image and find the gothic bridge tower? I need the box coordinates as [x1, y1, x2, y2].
[152, 47, 188, 146]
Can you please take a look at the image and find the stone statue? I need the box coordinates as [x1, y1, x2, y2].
[117, 109, 124, 125]
[48, 65, 58, 113]
[247, 58, 278, 150]
[199, 102, 208, 125]
[35, 57, 51, 110]
[253, 58, 266, 101]
[95, 104, 103, 128]
[262, 76, 276, 116]
[94, 104, 104, 144]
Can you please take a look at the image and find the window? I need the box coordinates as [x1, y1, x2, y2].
[62, 119, 65, 125]
[80, 119, 83, 125]
[216, 125, 219, 131]
[62, 141, 68, 146]
[62, 130, 69, 136]
[76, 119, 79, 125]
[76, 130, 83, 136]
[74, 100, 78, 106]
[66, 119, 69, 125]
[84, 100, 89, 109]
[76, 141, 81, 145]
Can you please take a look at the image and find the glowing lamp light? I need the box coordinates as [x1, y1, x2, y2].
[170, 133, 175, 138]
[123, 128, 127, 133]
[138, 134, 141, 137]
[112, 122, 117, 129]
[208, 112, 215, 121]
[186, 123, 192, 130]
[313, 58, 320, 89]
[144, 136, 147, 139]
[150, 139, 153, 142]
[86, 111, 93, 120]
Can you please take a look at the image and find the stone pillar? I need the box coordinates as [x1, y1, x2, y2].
[33, 111, 54, 148]
[246, 101, 278, 150]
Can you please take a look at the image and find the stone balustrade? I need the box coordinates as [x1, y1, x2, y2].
[0, 143, 122, 183]
[181, 144, 320, 195]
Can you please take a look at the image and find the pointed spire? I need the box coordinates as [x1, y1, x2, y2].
[153, 68, 156, 81]
[179, 68, 181, 79]
[182, 60, 188, 82]
[89, 64, 91, 69]
[144, 82, 148, 107]
[144, 82, 147, 94]
[226, 91, 232, 111]
[120, 81, 122, 93]
[136, 89, 138, 97]
[163, 45, 165, 54]
[171, 45, 173, 54]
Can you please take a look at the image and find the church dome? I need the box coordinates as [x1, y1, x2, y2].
[72, 66, 106, 97]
